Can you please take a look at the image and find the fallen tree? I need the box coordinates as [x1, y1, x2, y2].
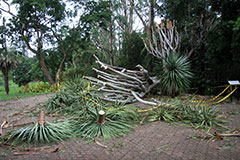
[84, 55, 161, 105]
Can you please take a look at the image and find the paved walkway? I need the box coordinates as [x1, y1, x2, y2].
[0, 95, 240, 160]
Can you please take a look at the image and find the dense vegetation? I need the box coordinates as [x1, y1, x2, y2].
[0, 0, 239, 95]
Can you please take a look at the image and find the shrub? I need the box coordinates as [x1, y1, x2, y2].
[146, 101, 227, 132]
[155, 52, 193, 97]
[20, 82, 63, 93]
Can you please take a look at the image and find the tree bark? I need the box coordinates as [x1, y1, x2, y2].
[128, 0, 133, 34]
[109, 21, 114, 66]
[55, 52, 66, 84]
[2, 67, 9, 94]
[147, 0, 155, 40]
[50, 27, 68, 84]
[37, 54, 54, 85]
[1, 18, 9, 95]
[21, 28, 54, 85]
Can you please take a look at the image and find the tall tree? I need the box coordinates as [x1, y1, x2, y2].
[79, 0, 116, 65]
[0, 0, 66, 85]
[203, 0, 240, 86]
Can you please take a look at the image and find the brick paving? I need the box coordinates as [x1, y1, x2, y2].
[0, 95, 240, 160]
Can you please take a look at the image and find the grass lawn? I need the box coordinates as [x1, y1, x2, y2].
[0, 81, 49, 101]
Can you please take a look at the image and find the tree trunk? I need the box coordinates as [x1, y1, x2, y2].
[123, 0, 128, 26]
[125, 0, 134, 59]
[147, 0, 155, 40]
[2, 67, 9, 95]
[21, 29, 54, 85]
[37, 54, 54, 85]
[55, 52, 67, 84]
[128, 0, 133, 34]
[109, 21, 114, 66]
[50, 28, 68, 84]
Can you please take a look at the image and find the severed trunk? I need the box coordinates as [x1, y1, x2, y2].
[97, 110, 105, 124]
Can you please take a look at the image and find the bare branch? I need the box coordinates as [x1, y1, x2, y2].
[98, 75, 140, 89]
[131, 91, 157, 106]
[128, 0, 147, 29]
[96, 88, 131, 95]
[186, 15, 217, 58]
[0, 0, 18, 18]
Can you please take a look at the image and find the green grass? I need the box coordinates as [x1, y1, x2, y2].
[0, 81, 50, 101]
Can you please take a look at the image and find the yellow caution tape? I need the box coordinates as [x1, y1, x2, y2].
[192, 85, 230, 103]
[137, 104, 164, 112]
[80, 95, 113, 110]
[79, 85, 111, 110]
[193, 86, 238, 106]
[215, 86, 237, 104]
[212, 85, 229, 89]
[80, 83, 238, 111]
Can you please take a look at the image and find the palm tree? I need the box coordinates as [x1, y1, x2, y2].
[0, 17, 21, 94]
[0, 47, 21, 94]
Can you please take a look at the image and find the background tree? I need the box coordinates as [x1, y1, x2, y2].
[160, 0, 240, 93]
[0, 0, 239, 98]
[0, 47, 21, 94]
[0, 17, 21, 94]
[203, 0, 240, 89]
[119, 31, 150, 70]
[1, 0, 66, 85]
[80, 0, 117, 65]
